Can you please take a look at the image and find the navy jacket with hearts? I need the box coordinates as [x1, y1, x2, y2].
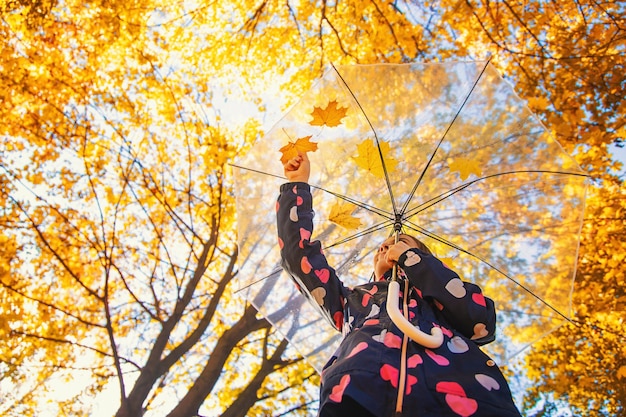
[277, 183, 522, 417]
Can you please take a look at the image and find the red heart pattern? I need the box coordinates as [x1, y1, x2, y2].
[436, 381, 478, 416]
[407, 354, 423, 368]
[347, 341, 368, 358]
[329, 374, 351, 403]
[315, 268, 330, 283]
[380, 364, 399, 388]
[472, 292, 486, 307]
[362, 285, 378, 306]
[426, 349, 450, 366]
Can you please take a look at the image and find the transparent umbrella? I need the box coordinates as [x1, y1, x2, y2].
[232, 61, 588, 373]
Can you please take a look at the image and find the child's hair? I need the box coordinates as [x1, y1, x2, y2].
[403, 234, 432, 255]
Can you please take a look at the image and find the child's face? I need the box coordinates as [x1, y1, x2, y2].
[373, 234, 419, 279]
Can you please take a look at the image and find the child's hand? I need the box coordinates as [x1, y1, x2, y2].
[385, 241, 412, 264]
[283, 152, 310, 183]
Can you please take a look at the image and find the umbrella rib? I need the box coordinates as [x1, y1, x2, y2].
[233, 267, 283, 294]
[322, 189, 394, 218]
[403, 168, 589, 218]
[229, 163, 394, 219]
[400, 59, 492, 217]
[234, 222, 392, 293]
[324, 221, 393, 250]
[331, 63, 399, 220]
[401, 222, 573, 323]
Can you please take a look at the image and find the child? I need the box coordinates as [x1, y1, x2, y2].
[276, 153, 522, 417]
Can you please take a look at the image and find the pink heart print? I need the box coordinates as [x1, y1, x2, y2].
[299, 227, 311, 247]
[381, 364, 418, 394]
[299, 228, 311, 241]
[383, 331, 402, 349]
[426, 349, 450, 366]
[329, 374, 351, 403]
[440, 325, 453, 338]
[407, 354, 423, 368]
[405, 374, 418, 395]
[372, 330, 402, 348]
[472, 292, 486, 307]
[436, 381, 478, 417]
[315, 268, 330, 283]
[347, 342, 368, 358]
[414, 287, 423, 298]
[380, 364, 399, 388]
[362, 286, 378, 306]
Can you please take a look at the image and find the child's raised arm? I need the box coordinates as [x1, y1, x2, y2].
[277, 156, 348, 332]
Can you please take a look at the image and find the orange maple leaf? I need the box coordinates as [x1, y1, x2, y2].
[310, 100, 348, 127]
[279, 136, 318, 164]
[328, 201, 362, 230]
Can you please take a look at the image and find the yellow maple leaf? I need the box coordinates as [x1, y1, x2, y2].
[279, 136, 318, 164]
[448, 157, 482, 181]
[354, 139, 398, 178]
[328, 201, 362, 230]
[310, 100, 348, 127]
[618, 365, 626, 380]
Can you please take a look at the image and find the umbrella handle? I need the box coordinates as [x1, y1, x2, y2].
[386, 281, 444, 349]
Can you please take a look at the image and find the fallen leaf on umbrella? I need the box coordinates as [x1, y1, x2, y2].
[279, 136, 318, 164]
[310, 100, 348, 127]
[354, 139, 397, 178]
[329, 201, 362, 230]
[448, 157, 482, 181]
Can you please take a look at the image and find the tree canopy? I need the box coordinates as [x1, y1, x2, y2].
[1, 0, 623, 416]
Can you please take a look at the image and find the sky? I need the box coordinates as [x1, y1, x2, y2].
[609, 143, 626, 177]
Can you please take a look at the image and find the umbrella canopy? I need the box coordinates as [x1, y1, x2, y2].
[233, 61, 588, 372]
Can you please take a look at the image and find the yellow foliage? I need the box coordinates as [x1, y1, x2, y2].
[353, 138, 398, 178]
[1, 0, 623, 415]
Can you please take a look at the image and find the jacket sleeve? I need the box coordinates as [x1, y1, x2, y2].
[276, 182, 348, 332]
[397, 248, 497, 345]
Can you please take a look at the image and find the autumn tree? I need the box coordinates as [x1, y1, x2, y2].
[1, 0, 624, 416]
[434, 2, 625, 414]
[0, 1, 318, 416]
